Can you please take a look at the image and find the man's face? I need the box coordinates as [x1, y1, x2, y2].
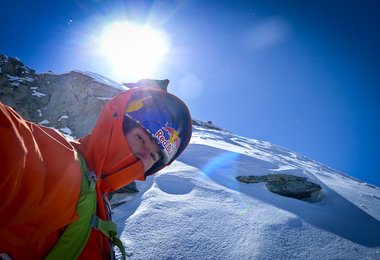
[125, 126, 162, 172]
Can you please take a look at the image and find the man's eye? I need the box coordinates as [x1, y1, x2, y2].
[137, 135, 144, 143]
[151, 153, 156, 162]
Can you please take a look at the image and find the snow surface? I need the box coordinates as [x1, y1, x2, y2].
[31, 90, 46, 97]
[97, 97, 113, 101]
[111, 125, 380, 260]
[6, 74, 34, 84]
[38, 119, 49, 125]
[59, 127, 73, 135]
[58, 115, 69, 121]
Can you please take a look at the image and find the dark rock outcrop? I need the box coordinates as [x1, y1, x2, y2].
[0, 54, 35, 76]
[192, 118, 225, 131]
[236, 174, 322, 200]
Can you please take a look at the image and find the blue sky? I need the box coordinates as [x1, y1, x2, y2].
[1, 0, 379, 186]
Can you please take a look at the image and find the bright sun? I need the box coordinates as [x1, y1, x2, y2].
[99, 22, 169, 80]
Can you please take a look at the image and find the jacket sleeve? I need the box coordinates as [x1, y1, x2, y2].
[0, 103, 45, 240]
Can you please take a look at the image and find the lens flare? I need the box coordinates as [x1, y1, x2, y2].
[200, 151, 255, 214]
[201, 152, 240, 187]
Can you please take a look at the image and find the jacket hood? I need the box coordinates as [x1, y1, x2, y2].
[73, 89, 143, 194]
[71, 87, 191, 257]
[72, 87, 192, 194]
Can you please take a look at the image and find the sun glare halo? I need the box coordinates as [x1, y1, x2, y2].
[99, 22, 169, 80]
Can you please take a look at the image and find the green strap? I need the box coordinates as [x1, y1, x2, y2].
[91, 215, 117, 238]
[47, 152, 127, 260]
[46, 154, 97, 260]
[92, 215, 126, 260]
[113, 236, 127, 260]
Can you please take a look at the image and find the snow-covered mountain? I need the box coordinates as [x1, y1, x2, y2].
[112, 124, 380, 259]
[1, 55, 379, 259]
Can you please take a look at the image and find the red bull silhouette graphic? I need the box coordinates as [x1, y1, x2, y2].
[164, 123, 180, 148]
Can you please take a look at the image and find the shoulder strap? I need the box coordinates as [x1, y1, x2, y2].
[46, 153, 97, 259]
[46, 153, 127, 259]
[91, 215, 127, 259]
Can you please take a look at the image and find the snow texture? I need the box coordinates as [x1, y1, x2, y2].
[58, 115, 69, 121]
[6, 74, 34, 85]
[6, 74, 34, 83]
[31, 90, 46, 97]
[96, 97, 113, 101]
[59, 127, 73, 135]
[112, 125, 380, 260]
[38, 120, 49, 125]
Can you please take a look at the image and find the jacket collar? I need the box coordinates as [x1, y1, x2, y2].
[72, 90, 145, 193]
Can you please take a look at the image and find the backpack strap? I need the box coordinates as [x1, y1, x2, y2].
[91, 215, 127, 260]
[46, 152, 126, 260]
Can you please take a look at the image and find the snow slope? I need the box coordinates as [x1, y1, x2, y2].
[112, 124, 380, 259]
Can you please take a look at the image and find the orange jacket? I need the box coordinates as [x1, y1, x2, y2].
[0, 89, 148, 259]
[0, 103, 82, 258]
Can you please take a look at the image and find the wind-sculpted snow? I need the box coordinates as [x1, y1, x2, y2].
[155, 175, 195, 195]
[113, 124, 380, 260]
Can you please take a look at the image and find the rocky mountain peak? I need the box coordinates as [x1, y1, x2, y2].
[0, 54, 35, 77]
[0, 55, 124, 138]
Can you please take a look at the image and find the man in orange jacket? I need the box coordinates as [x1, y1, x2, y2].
[0, 87, 192, 259]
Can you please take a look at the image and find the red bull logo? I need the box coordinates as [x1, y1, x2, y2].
[154, 123, 180, 160]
